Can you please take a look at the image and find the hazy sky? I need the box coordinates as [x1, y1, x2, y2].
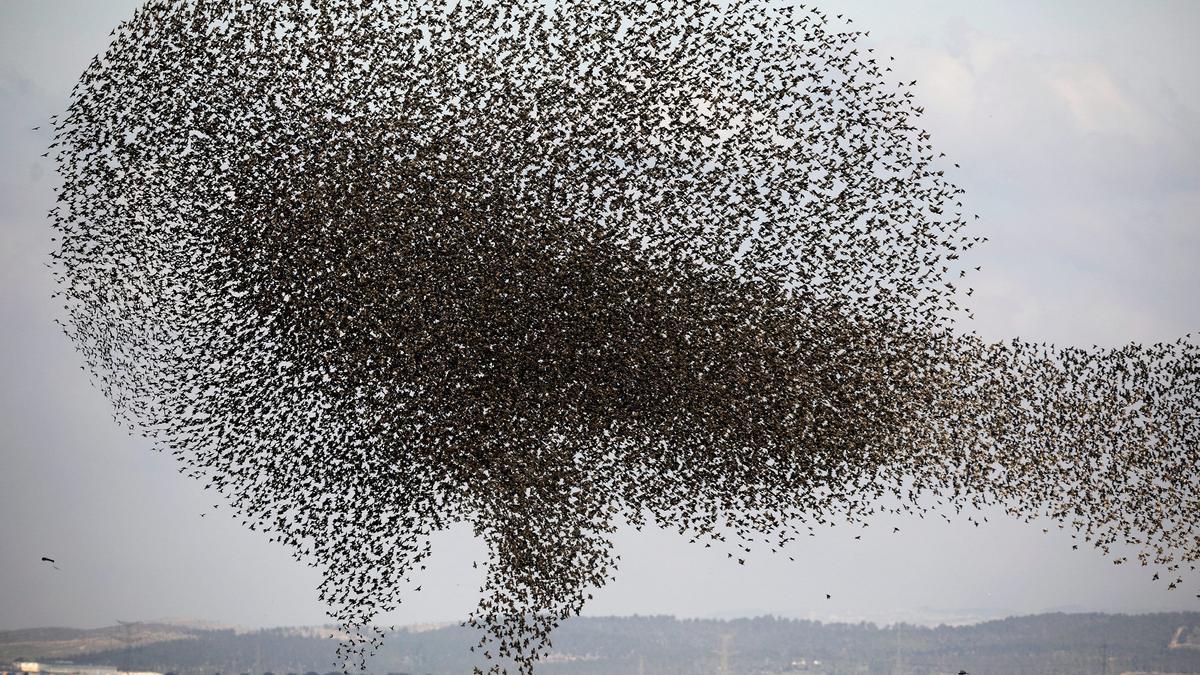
[2, 1, 1198, 632]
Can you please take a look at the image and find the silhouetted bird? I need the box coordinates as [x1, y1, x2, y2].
[47, 1, 1200, 673]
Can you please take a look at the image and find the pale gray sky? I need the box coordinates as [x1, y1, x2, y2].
[1, 1, 1198, 631]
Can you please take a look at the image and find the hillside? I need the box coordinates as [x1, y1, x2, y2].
[4, 613, 1200, 675]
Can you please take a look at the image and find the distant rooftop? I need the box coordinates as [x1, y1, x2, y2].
[7, 663, 161, 675]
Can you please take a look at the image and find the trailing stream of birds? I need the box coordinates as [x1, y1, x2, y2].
[46, 0, 1199, 672]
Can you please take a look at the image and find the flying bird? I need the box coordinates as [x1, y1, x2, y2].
[47, 0, 1200, 672]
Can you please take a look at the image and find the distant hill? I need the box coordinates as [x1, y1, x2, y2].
[5, 613, 1200, 675]
[0, 623, 203, 663]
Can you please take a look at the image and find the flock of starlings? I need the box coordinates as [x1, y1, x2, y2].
[45, 0, 1197, 672]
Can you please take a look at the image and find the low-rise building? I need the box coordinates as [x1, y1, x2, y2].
[7, 663, 161, 675]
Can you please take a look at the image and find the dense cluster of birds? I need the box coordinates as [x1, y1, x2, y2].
[47, 0, 1198, 672]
